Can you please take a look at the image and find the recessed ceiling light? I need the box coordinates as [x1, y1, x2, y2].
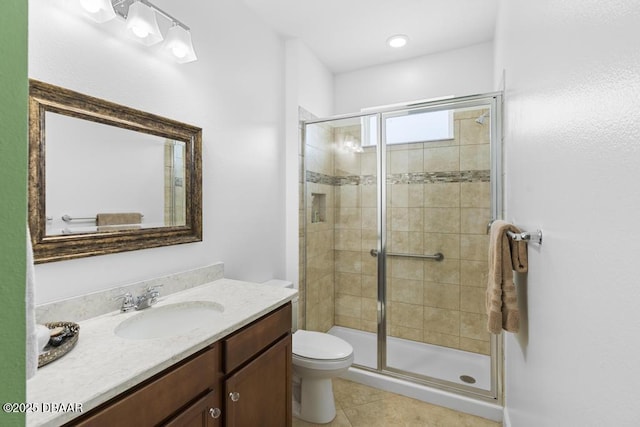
[387, 34, 409, 48]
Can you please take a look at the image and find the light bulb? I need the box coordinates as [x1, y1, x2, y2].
[78, 0, 115, 23]
[80, 0, 101, 13]
[126, 1, 163, 45]
[163, 25, 197, 63]
[387, 34, 409, 48]
[172, 46, 188, 58]
[131, 25, 149, 38]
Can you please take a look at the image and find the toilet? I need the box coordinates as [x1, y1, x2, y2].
[263, 279, 354, 424]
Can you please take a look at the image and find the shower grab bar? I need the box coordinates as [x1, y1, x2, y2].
[369, 249, 444, 261]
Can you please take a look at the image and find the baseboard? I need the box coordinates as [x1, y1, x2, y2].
[503, 406, 512, 427]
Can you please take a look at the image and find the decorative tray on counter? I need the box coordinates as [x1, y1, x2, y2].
[38, 321, 80, 368]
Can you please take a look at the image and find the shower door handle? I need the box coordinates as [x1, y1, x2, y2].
[369, 249, 444, 261]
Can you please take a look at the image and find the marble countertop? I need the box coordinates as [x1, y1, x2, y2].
[26, 278, 297, 427]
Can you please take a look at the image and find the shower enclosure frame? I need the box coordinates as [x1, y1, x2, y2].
[302, 92, 504, 405]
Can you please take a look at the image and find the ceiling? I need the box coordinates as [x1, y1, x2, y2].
[242, 0, 500, 74]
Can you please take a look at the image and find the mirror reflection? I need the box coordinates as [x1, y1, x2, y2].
[45, 112, 186, 235]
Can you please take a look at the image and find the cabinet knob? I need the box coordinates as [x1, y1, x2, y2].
[229, 391, 240, 402]
[209, 407, 221, 419]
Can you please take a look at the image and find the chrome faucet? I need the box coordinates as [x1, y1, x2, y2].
[115, 292, 136, 312]
[135, 286, 162, 310]
[115, 285, 163, 312]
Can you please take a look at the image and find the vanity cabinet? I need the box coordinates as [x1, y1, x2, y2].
[70, 344, 223, 427]
[66, 302, 291, 427]
[223, 303, 292, 427]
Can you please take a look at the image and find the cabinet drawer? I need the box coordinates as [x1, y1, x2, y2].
[73, 345, 220, 427]
[223, 303, 291, 373]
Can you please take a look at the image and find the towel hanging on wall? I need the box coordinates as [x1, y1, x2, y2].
[96, 212, 142, 231]
[486, 220, 528, 333]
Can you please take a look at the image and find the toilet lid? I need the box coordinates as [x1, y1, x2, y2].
[293, 330, 353, 360]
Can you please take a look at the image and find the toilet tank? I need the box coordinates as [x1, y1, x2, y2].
[262, 279, 298, 331]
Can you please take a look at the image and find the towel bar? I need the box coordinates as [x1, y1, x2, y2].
[62, 214, 144, 222]
[62, 214, 96, 223]
[506, 230, 543, 245]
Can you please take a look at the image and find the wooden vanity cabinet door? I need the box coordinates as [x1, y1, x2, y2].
[164, 389, 222, 427]
[224, 335, 292, 427]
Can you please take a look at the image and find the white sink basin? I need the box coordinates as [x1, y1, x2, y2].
[115, 301, 224, 340]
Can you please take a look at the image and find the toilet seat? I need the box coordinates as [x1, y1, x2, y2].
[293, 330, 353, 360]
[293, 352, 353, 371]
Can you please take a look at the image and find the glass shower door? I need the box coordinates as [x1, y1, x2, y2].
[302, 93, 502, 403]
[380, 99, 499, 397]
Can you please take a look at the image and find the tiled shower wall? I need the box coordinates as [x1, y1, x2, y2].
[302, 108, 492, 355]
[164, 141, 186, 226]
[300, 108, 335, 332]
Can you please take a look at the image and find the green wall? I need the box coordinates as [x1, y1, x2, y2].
[0, 1, 27, 426]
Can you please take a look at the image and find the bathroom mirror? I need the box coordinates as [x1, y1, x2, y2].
[29, 80, 202, 263]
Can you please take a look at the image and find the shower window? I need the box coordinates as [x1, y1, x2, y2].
[362, 104, 454, 147]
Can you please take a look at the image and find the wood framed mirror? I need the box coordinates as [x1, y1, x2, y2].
[29, 80, 202, 263]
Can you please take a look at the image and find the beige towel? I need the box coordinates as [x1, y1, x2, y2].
[96, 212, 142, 231]
[486, 220, 528, 333]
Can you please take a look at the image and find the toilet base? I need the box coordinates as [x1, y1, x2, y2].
[297, 376, 336, 424]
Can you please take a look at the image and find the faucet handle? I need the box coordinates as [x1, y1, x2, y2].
[114, 292, 133, 301]
[114, 292, 136, 312]
[146, 285, 163, 297]
[145, 285, 163, 306]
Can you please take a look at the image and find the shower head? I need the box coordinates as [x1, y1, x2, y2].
[475, 112, 489, 125]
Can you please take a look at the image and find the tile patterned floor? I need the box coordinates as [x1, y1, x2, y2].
[292, 378, 500, 427]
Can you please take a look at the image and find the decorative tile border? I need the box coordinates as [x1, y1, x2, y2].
[388, 170, 490, 184]
[336, 175, 377, 186]
[306, 171, 336, 186]
[306, 170, 489, 186]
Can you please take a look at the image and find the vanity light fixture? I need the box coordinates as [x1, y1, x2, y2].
[77, 0, 198, 63]
[125, 0, 163, 45]
[387, 34, 409, 48]
[163, 24, 198, 63]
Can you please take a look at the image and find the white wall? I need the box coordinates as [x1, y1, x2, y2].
[286, 40, 334, 119]
[334, 42, 494, 114]
[495, 1, 640, 425]
[30, 0, 286, 303]
[284, 40, 334, 288]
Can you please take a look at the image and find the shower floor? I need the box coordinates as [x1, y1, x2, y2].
[328, 326, 491, 391]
